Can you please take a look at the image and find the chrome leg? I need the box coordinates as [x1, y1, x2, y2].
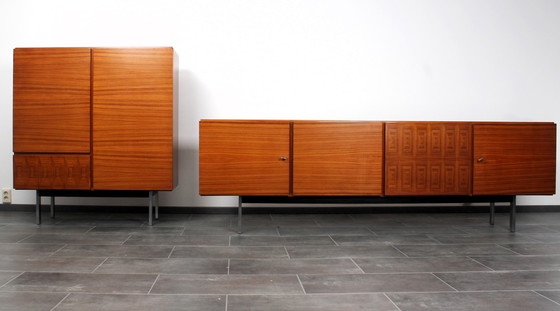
[35, 191, 41, 225]
[489, 202, 495, 225]
[148, 191, 154, 226]
[510, 196, 516, 233]
[50, 196, 55, 219]
[238, 196, 243, 234]
[155, 191, 159, 220]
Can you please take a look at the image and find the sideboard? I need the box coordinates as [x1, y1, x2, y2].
[199, 120, 557, 232]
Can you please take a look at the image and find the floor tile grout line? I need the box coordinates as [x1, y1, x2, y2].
[147, 273, 161, 294]
[295, 274, 307, 294]
[431, 273, 459, 292]
[49, 292, 71, 311]
[283, 246, 291, 259]
[495, 243, 524, 255]
[390, 245, 410, 258]
[328, 235, 339, 246]
[14, 234, 35, 243]
[349, 258, 366, 274]
[224, 294, 228, 311]
[383, 292, 403, 311]
[0, 271, 24, 290]
[48, 244, 69, 257]
[533, 290, 560, 306]
[466, 256, 496, 272]
[227, 259, 230, 275]
[121, 234, 133, 246]
[168, 246, 176, 259]
[90, 257, 109, 273]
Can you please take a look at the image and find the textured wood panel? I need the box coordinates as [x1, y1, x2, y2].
[14, 154, 90, 190]
[199, 121, 291, 196]
[92, 48, 176, 190]
[293, 121, 383, 195]
[385, 122, 472, 195]
[13, 48, 91, 153]
[473, 123, 556, 195]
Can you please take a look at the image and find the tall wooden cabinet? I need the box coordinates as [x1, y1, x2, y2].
[13, 47, 177, 192]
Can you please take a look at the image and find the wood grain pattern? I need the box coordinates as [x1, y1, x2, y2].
[14, 154, 90, 190]
[473, 123, 556, 195]
[385, 122, 472, 195]
[92, 48, 176, 190]
[13, 48, 91, 153]
[199, 121, 291, 195]
[293, 121, 383, 195]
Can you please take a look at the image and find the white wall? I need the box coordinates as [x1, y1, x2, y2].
[1, 0, 559, 207]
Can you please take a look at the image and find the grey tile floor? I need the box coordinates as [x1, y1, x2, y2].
[1, 209, 560, 310]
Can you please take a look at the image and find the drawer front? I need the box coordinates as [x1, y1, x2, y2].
[14, 154, 91, 190]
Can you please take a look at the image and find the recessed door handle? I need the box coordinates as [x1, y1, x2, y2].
[280, 157, 287, 161]
[477, 157, 485, 162]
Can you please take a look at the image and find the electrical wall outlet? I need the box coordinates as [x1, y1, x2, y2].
[2, 188, 11, 204]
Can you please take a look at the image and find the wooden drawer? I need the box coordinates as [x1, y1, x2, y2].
[14, 154, 91, 190]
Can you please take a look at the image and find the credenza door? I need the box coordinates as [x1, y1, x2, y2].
[473, 123, 556, 195]
[92, 48, 176, 191]
[293, 121, 383, 195]
[385, 122, 472, 196]
[13, 48, 91, 153]
[199, 120, 291, 196]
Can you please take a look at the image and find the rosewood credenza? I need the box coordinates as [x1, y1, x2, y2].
[199, 120, 557, 232]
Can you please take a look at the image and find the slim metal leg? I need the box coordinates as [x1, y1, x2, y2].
[148, 191, 154, 226]
[155, 191, 159, 220]
[35, 191, 41, 225]
[238, 196, 243, 234]
[489, 202, 495, 225]
[50, 196, 55, 219]
[510, 196, 516, 233]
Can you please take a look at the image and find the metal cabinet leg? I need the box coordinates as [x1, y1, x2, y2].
[238, 196, 243, 234]
[155, 191, 159, 220]
[510, 196, 516, 233]
[35, 191, 41, 225]
[50, 196, 55, 219]
[148, 191, 154, 226]
[489, 202, 495, 225]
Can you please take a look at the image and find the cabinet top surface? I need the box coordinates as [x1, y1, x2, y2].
[200, 119, 556, 125]
[14, 47, 174, 51]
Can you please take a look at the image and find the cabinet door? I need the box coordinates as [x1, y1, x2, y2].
[473, 123, 556, 195]
[385, 122, 472, 196]
[199, 121, 291, 195]
[92, 48, 176, 190]
[293, 121, 383, 195]
[13, 48, 91, 153]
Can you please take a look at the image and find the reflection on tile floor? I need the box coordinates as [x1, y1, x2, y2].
[1, 210, 560, 310]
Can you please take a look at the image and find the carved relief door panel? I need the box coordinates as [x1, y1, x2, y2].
[385, 122, 472, 196]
